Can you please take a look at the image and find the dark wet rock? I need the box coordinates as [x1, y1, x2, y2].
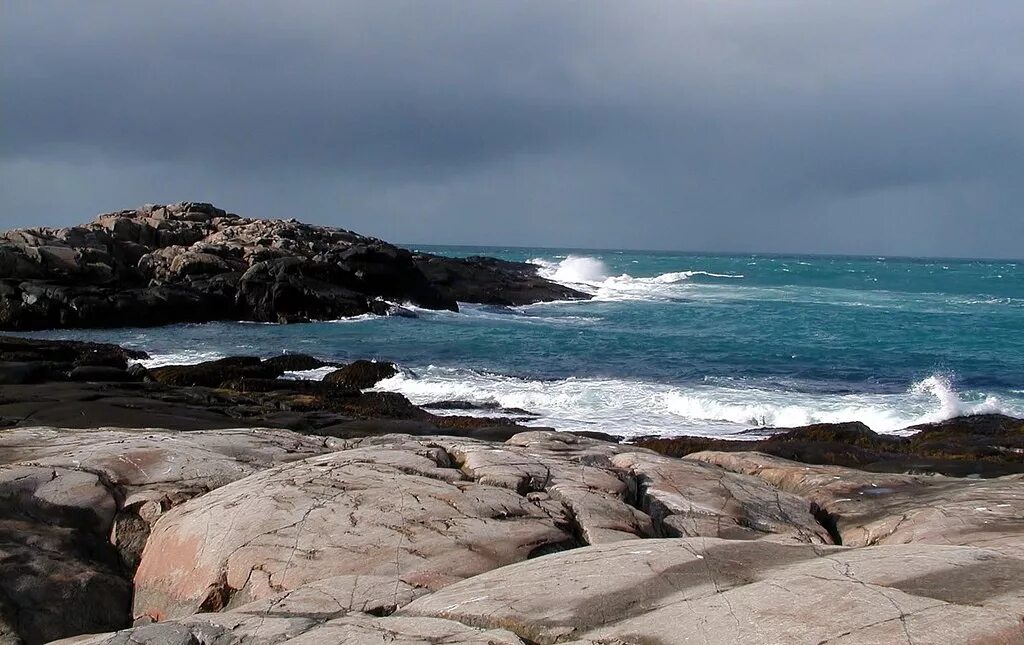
[635, 415, 1024, 477]
[0, 335, 147, 368]
[67, 365, 137, 382]
[323, 359, 398, 389]
[148, 357, 283, 388]
[412, 254, 590, 306]
[261, 353, 337, 372]
[0, 426, 336, 645]
[422, 399, 540, 417]
[0, 203, 583, 330]
[0, 360, 56, 385]
[0, 466, 132, 645]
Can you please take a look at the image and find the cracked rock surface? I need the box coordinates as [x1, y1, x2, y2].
[0, 426, 336, 645]
[5, 429, 1024, 644]
[688, 450, 1024, 556]
[398, 538, 1024, 645]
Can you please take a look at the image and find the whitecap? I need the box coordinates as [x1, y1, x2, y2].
[374, 366, 1023, 438]
[529, 255, 744, 303]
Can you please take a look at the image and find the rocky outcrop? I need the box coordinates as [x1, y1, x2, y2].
[413, 254, 589, 306]
[0, 426, 337, 645]
[34, 430, 1024, 645]
[636, 415, 1024, 477]
[688, 450, 1024, 555]
[0, 202, 589, 330]
[1, 418, 1021, 645]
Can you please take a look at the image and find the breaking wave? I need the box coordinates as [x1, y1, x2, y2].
[371, 367, 1021, 438]
[530, 255, 744, 301]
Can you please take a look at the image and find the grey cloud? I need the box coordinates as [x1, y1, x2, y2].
[2, 0, 1022, 257]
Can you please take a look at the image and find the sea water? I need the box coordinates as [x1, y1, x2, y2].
[25, 248, 1024, 438]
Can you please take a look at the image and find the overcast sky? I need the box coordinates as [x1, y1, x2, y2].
[2, 1, 1022, 257]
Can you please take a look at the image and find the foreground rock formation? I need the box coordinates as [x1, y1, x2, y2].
[0, 425, 1018, 644]
[0, 202, 588, 330]
[1, 337, 1022, 644]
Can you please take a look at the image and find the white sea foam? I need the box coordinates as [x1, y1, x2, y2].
[530, 255, 743, 302]
[139, 350, 225, 368]
[281, 366, 338, 381]
[373, 366, 1024, 438]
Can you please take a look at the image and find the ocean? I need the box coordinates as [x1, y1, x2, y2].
[23, 247, 1024, 438]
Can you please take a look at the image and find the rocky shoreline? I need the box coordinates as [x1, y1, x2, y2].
[0, 335, 1022, 644]
[0, 202, 588, 330]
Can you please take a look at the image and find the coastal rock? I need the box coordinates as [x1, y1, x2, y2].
[610, 451, 832, 543]
[148, 356, 283, 387]
[0, 426, 335, 645]
[441, 431, 656, 544]
[132, 437, 575, 621]
[413, 254, 588, 306]
[398, 538, 1024, 644]
[322, 359, 398, 389]
[636, 414, 1024, 477]
[54, 612, 527, 645]
[0, 335, 147, 369]
[0, 203, 589, 330]
[261, 353, 337, 372]
[0, 465, 131, 644]
[688, 450, 1024, 555]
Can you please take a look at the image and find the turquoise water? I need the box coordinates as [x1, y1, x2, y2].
[25, 248, 1024, 437]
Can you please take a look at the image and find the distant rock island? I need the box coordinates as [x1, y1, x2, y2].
[0, 202, 589, 330]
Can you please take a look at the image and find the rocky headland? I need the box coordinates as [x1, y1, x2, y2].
[0, 202, 588, 330]
[0, 336, 1022, 644]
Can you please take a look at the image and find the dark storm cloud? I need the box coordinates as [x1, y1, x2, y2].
[2, 1, 1023, 256]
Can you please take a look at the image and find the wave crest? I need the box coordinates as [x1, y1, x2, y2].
[530, 255, 744, 302]
[371, 366, 1022, 438]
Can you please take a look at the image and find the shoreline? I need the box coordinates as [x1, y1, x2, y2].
[1, 335, 1023, 644]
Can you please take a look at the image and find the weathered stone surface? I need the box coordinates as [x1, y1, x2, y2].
[0, 465, 130, 645]
[0, 203, 588, 330]
[132, 438, 575, 622]
[688, 450, 1024, 555]
[55, 612, 526, 645]
[399, 538, 1024, 645]
[0, 426, 336, 645]
[611, 451, 833, 543]
[441, 431, 655, 544]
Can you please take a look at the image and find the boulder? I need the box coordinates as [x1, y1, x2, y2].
[148, 357, 283, 387]
[322, 359, 398, 389]
[262, 353, 336, 372]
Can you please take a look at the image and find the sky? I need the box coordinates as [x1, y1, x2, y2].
[2, 1, 1023, 258]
